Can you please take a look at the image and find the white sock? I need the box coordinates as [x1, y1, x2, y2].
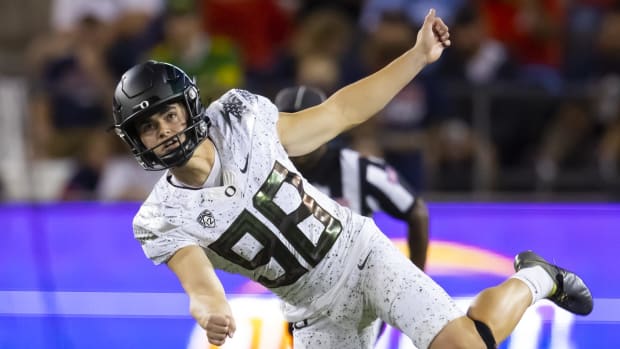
[510, 266, 556, 305]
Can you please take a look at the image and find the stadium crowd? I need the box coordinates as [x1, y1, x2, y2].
[0, 0, 619, 201]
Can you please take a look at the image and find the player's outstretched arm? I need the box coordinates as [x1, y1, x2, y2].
[168, 245, 236, 346]
[278, 8, 450, 157]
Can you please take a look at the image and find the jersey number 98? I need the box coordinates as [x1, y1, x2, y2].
[209, 161, 343, 288]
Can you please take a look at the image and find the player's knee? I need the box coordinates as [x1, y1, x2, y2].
[471, 319, 496, 349]
[466, 299, 498, 348]
[429, 317, 488, 349]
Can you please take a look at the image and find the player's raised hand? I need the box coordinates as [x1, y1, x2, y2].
[416, 8, 451, 64]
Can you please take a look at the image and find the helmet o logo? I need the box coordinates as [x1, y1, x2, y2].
[138, 100, 150, 109]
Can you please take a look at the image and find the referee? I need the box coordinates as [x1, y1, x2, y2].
[274, 86, 429, 270]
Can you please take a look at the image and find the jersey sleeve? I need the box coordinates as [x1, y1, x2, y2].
[208, 89, 279, 130]
[234, 89, 279, 125]
[133, 209, 198, 265]
[206, 89, 280, 161]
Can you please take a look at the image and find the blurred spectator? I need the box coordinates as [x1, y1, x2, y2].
[599, 119, 620, 193]
[563, 0, 614, 80]
[50, 0, 164, 81]
[105, 8, 164, 81]
[265, 8, 358, 156]
[27, 1, 164, 200]
[0, 0, 50, 75]
[200, 0, 293, 78]
[96, 155, 162, 201]
[290, 9, 355, 63]
[61, 131, 112, 200]
[293, 0, 364, 22]
[51, 0, 118, 32]
[51, 0, 163, 31]
[270, 7, 358, 98]
[535, 8, 620, 191]
[354, 12, 445, 190]
[435, 4, 526, 190]
[0, 0, 44, 200]
[148, 0, 244, 101]
[28, 14, 114, 159]
[294, 53, 342, 95]
[359, 0, 465, 32]
[480, 0, 565, 92]
[437, 4, 519, 85]
[6, 0, 617, 199]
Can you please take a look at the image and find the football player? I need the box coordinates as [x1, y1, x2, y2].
[111, 9, 592, 349]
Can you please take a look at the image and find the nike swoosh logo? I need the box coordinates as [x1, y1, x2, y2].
[357, 251, 372, 270]
[239, 154, 249, 173]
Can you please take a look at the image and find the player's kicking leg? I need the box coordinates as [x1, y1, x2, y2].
[429, 250, 593, 349]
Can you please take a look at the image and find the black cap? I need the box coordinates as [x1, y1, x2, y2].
[274, 86, 327, 113]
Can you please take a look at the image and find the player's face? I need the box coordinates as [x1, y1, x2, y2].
[136, 102, 188, 156]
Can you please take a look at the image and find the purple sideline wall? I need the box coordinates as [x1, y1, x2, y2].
[0, 203, 617, 348]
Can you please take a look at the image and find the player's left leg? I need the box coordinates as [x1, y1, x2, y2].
[431, 250, 593, 348]
[362, 223, 593, 349]
[457, 278, 533, 347]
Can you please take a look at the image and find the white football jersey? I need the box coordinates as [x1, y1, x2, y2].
[133, 89, 373, 320]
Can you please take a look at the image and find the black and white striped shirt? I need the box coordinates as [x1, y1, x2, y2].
[301, 146, 417, 219]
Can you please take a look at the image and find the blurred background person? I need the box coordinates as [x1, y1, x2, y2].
[0, 0, 617, 200]
[270, 7, 359, 98]
[479, 0, 565, 92]
[27, 12, 114, 160]
[200, 0, 293, 92]
[149, 0, 244, 101]
[354, 11, 444, 191]
[25, 11, 118, 200]
[275, 85, 430, 270]
[23, 0, 164, 200]
[433, 4, 518, 191]
[535, 5, 620, 192]
[61, 131, 111, 200]
[359, 0, 466, 32]
[95, 154, 162, 201]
